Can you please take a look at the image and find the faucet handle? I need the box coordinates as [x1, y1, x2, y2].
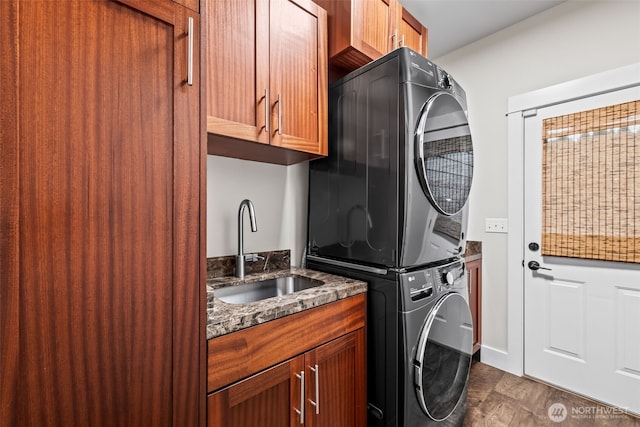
[244, 253, 265, 262]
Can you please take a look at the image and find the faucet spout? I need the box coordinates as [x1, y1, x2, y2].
[236, 199, 257, 278]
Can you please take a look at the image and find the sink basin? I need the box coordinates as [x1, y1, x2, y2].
[215, 275, 324, 304]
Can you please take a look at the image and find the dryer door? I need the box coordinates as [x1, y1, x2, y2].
[414, 292, 473, 421]
[415, 92, 473, 215]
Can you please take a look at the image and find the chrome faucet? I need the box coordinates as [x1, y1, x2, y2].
[236, 199, 258, 278]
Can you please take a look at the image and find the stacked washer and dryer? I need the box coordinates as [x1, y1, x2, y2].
[306, 47, 474, 426]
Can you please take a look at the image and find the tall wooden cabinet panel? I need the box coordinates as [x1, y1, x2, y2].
[205, 0, 327, 164]
[0, 1, 204, 425]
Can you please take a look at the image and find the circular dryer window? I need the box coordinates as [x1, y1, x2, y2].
[416, 92, 474, 215]
[414, 292, 473, 421]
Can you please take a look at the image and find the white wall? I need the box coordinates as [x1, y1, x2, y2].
[206, 156, 309, 267]
[433, 0, 640, 354]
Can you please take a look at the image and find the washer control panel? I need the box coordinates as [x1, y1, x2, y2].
[435, 260, 466, 293]
[400, 259, 467, 310]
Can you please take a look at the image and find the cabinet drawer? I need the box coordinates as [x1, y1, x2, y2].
[207, 293, 366, 392]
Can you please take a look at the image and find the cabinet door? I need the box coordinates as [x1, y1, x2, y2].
[208, 356, 306, 427]
[306, 330, 367, 427]
[396, 5, 428, 56]
[206, 0, 270, 144]
[269, 0, 328, 155]
[467, 259, 482, 354]
[0, 1, 202, 425]
[353, 0, 395, 58]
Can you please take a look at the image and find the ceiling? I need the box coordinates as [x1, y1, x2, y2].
[400, 0, 567, 58]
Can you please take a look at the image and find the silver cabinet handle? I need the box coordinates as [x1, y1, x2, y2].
[264, 89, 270, 133]
[186, 17, 194, 86]
[294, 371, 305, 424]
[275, 94, 282, 135]
[309, 364, 319, 414]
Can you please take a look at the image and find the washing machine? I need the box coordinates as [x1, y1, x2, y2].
[401, 259, 472, 426]
[308, 47, 474, 269]
[306, 256, 473, 426]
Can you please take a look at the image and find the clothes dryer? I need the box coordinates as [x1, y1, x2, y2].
[308, 47, 474, 268]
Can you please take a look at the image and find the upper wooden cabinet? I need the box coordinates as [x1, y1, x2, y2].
[314, 0, 427, 71]
[396, 4, 428, 56]
[317, 0, 394, 70]
[1, 0, 204, 425]
[205, 0, 328, 165]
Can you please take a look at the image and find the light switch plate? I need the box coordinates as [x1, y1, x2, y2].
[485, 218, 508, 233]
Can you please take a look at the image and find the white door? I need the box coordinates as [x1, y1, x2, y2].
[523, 86, 640, 415]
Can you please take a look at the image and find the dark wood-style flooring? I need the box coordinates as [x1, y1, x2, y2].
[463, 361, 640, 426]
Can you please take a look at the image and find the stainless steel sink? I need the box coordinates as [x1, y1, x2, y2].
[215, 275, 323, 304]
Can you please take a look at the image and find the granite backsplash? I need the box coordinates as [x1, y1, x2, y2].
[207, 249, 291, 279]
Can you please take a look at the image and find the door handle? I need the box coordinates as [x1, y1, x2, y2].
[186, 17, 194, 86]
[263, 89, 270, 133]
[294, 371, 304, 424]
[309, 364, 319, 414]
[274, 93, 282, 135]
[528, 261, 551, 271]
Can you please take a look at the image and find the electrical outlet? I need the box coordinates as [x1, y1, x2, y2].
[485, 218, 508, 233]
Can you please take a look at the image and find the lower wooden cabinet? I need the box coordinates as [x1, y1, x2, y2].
[208, 330, 365, 426]
[206, 294, 367, 426]
[466, 257, 482, 354]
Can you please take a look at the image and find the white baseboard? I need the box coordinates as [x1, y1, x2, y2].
[479, 345, 521, 376]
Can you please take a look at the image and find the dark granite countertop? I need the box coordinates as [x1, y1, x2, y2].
[464, 240, 482, 262]
[206, 267, 367, 339]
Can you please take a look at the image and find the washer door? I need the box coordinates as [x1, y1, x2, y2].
[414, 292, 473, 421]
[415, 92, 473, 215]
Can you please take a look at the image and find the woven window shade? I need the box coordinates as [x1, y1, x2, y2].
[542, 100, 640, 263]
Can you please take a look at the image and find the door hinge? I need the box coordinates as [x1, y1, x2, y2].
[523, 109, 537, 118]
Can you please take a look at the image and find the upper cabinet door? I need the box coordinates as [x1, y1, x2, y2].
[206, 0, 270, 145]
[315, 0, 428, 73]
[353, 0, 394, 59]
[269, 0, 328, 155]
[396, 5, 428, 57]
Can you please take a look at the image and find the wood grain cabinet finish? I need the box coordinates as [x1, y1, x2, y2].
[314, 0, 427, 72]
[205, 0, 328, 164]
[207, 295, 366, 427]
[466, 258, 483, 354]
[0, 1, 204, 425]
[395, 5, 428, 56]
[207, 330, 366, 427]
